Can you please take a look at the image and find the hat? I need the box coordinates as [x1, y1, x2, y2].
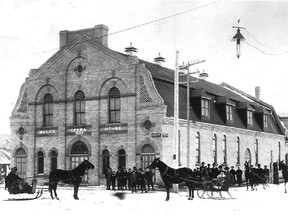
[201, 162, 205, 164]
[12, 167, 18, 171]
[224, 167, 229, 170]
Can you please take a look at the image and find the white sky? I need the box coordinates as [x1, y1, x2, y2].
[1, 0, 288, 134]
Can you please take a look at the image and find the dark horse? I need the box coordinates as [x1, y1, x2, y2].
[279, 160, 288, 193]
[244, 161, 266, 191]
[149, 158, 195, 201]
[49, 160, 95, 200]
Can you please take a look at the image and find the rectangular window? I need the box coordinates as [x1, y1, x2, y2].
[264, 114, 268, 128]
[236, 137, 240, 165]
[201, 99, 210, 118]
[226, 105, 233, 121]
[44, 103, 53, 127]
[196, 133, 200, 164]
[247, 110, 253, 125]
[75, 100, 85, 125]
[109, 97, 120, 123]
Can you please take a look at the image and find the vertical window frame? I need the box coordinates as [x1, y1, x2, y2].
[74, 91, 86, 125]
[196, 132, 201, 164]
[43, 94, 53, 127]
[201, 98, 210, 118]
[226, 105, 233, 122]
[109, 88, 121, 123]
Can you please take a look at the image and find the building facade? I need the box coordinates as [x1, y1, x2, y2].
[10, 24, 287, 185]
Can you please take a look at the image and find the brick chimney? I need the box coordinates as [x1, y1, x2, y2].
[255, 86, 260, 100]
[59, 24, 109, 48]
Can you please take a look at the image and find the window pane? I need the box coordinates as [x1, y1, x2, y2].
[110, 98, 115, 110]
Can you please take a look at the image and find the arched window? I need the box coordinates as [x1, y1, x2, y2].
[44, 93, 53, 127]
[37, 150, 44, 174]
[245, 148, 251, 166]
[223, 135, 227, 165]
[50, 150, 58, 172]
[236, 137, 240, 165]
[118, 149, 126, 168]
[213, 134, 217, 164]
[196, 132, 201, 164]
[255, 139, 259, 166]
[102, 149, 110, 174]
[109, 87, 120, 123]
[15, 148, 27, 178]
[74, 91, 85, 125]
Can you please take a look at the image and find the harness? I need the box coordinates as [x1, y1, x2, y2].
[68, 170, 80, 183]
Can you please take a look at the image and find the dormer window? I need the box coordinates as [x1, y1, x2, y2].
[226, 105, 233, 122]
[247, 110, 253, 125]
[264, 114, 268, 128]
[201, 99, 210, 118]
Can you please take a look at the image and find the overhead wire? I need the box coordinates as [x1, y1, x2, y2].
[32, 1, 221, 55]
[243, 28, 288, 56]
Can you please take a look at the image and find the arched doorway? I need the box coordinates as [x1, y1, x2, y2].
[15, 148, 27, 178]
[245, 148, 251, 166]
[70, 141, 89, 183]
[140, 144, 155, 170]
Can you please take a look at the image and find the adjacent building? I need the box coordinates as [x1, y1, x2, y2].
[10, 24, 287, 185]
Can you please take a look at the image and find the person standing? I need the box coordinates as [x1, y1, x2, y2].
[130, 170, 138, 193]
[235, 166, 243, 187]
[105, 167, 112, 190]
[110, 171, 117, 191]
[230, 166, 236, 185]
[138, 169, 147, 193]
[144, 167, 154, 191]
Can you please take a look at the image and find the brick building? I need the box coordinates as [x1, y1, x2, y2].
[10, 24, 287, 185]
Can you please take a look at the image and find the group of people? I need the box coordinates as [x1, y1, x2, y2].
[104, 166, 154, 193]
[194, 162, 270, 187]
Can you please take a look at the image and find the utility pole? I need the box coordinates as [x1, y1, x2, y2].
[179, 60, 205, 168]
[173, 51, 180, 193]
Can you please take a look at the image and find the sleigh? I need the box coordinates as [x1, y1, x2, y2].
[185, 177, 233, 199]
[4, 178, 43, 201]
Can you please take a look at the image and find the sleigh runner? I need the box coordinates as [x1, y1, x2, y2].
[4, 178, 44, 201]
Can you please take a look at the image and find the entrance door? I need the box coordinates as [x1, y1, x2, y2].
[70, 141, 89, 183]
[140, 144, 155, 170]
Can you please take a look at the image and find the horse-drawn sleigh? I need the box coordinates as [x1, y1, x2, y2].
[149, 158, 233, 201]
[4, 160, 94, 201]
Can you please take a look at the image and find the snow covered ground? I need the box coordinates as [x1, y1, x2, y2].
[0, 183, 287, 216]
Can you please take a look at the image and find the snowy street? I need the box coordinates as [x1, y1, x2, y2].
[0, 183, 287, 216]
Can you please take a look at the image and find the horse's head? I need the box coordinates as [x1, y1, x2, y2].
[279, 160, 285, 171]
[149, 157, 160, 169]
[83, 160, 95, 170]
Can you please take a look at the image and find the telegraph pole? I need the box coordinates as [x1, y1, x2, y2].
[179, 60, 205, 168]
[173, 50, 180, 169]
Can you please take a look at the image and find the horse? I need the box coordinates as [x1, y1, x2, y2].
[244, 161, 266, 191]
[149, 158, 196, 201]
[279, 160, 288, 193]
[48, 160, 95, 200]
